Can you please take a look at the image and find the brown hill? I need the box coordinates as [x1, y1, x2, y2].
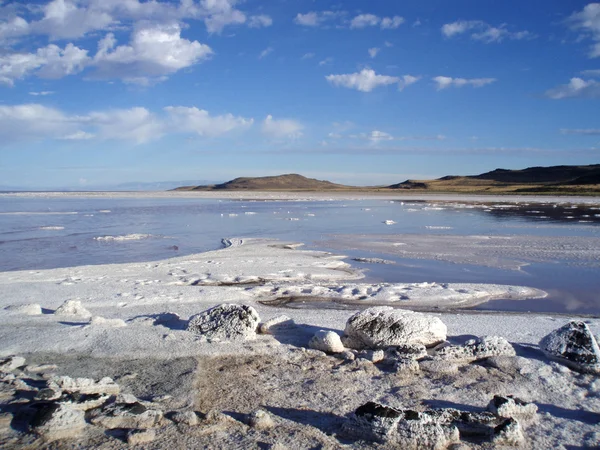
[176, 174, 355, 191]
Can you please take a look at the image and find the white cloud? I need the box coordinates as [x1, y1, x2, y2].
[568, 3, 600, 58]
[248, 14, 272, 28]
[561, 128, 600, 135]
[165, 106, 253, 136]
[350, 14, 404, 29]
[29, 91, 55, 96]
[441, 20, 533, 43]
[0, 104, 75, 141]
[293, 11, 343, 27]
[91, 23, 212, 84]
[368, 130, 393, 143]
[326, 69, 418, 92]
[301, 52, 315, 59]
[581, 69, 600, 77]
[196, 0, 246, 33]
[381, 16, 405, 29]
[85, 107, 164, 143]
[433, 76, 496, 90]
[318, 57, 333, 66]
[0, 43, 89, 86]
[544, 77, 600, 99]
[368, 47, 380, 58]
[262, 115, 303, 139]
[62, 130, 95, 140]
[258, 47, 273, 59]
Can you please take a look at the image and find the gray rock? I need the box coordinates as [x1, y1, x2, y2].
[54, 299, 91, 318]
[170, 410, 199, 426]
[487, 395, 537, 422]
[335, 350, 356, 361]
[186, 304, 260, 341]
[89, 402, 163, 429]
[48, 376, 120, 396]
[539, 321, 600, 374]
[309, 330, 345, 353]
[357, 349, 385, 363]
[394, 358, 420, 373]
[419, 359, 459, 375]
[258, 315, 296, 334]
[436, 336, 516, 362]
[396, 420, 460, 450]
[30, 403, 86, 440]
[5, 303, 42, 315]
[342, 401, 404, 442]
[0, 356, 26, 372]
[342, 307, 447, 350]
[127, 428, 156, 445]
[247, 409, 275, 430]
[492, 418, 524, 446]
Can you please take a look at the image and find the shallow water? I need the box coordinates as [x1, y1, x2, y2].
[1, 195, 599, 314]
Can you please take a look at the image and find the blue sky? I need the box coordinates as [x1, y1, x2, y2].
[0, 0, 599, 188]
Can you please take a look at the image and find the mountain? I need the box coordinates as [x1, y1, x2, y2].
[386, 164, 600, 194]
[174, 174, 355, 191]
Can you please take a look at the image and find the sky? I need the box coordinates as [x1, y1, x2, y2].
[0, 0, 599, 188]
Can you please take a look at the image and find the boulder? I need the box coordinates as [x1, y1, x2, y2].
[54, 300, 91, 318]
[342, 402, 404, 442]
[342, 307, 446, 350]
[539, 321, 600, 374]
[48, 376, 120, 396]
[88, 402, 163, 429]
[487, 395, 537, 422]
[186, 304, 260, 341]
[258, 315, 296, 334]
[309, 330, 345, 353]
[30, 403, 86, 440]
[436, 336, 516, 362]
[0, 356, 26, 372]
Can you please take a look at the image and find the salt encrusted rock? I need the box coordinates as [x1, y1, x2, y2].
[436, 336, 516, 362]
[419, 359, 459, 375]
[396, 420, 460, 450]
[247, 409, 275, 430]
[342, 307, 447, 350]
[539, 321, 600, 374]
[487, 395, 537, 422]
[383, 344, 428, 365]
[57, 392, 112, 411]
[258, 315, 296, 334]
[186, 304, 260, 341]
[30, 403, 86, 440]
[343, 402, 404, 442]
[492, 418, 524, 446]
[87, 316, 127, 327]
[54, 300, 91, 318]
[34, 388, 61, 401]
[5, 303, 42, 315]
[170, 410, 199, 426]
[127, 428, 156, 445]
[357, 349, 385, 363]
[394, 358, 420, 373]
[88, 402, 163, 429]
[335, 350, 356, 361]
[309, 330, 345, 353]
[0, 356, 26, 372]
[484, 356, 533, 375]
[48, 376, 120, 396]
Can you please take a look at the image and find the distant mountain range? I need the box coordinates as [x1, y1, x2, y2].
[174, 165, 600, 195]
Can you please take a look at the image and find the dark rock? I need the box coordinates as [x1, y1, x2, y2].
[539, 321, 600, 374]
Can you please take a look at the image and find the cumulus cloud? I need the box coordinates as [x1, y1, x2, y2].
[262, 115, 303, 139]
[441, 20, 533, 43]
[91, 23, 212, 84]
[29, 91, 55, 96]
[381, 16, 405, 29]
[165, 106, 253, 136]
[0, 103, 256, 145]
[0, 43, 89, 86]
[326, 69, 418, 92]
[350, 14, 404, 29]
[568, 3, 600, 58]
[368, 47, 380, 58]
[293, 11, 343, 27]
[248, 14, 272, 28]
[544, 77, 600, 99]
[433, 76, 496, 90]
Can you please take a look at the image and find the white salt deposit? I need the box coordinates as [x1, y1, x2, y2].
[39, 226, 65, 230]
[94, 234, 155, 241]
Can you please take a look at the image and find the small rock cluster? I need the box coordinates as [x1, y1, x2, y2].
[343, 395, 536, 447]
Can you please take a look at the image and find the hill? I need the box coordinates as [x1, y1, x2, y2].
[174, 174, 356, 191]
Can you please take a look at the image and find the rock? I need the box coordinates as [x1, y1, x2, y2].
[54, 300, 91, 318]
[89, 402, 163, 429]
[169, 410, 199, 426]
[396, 420, 460, 450]
[386, 344, 428, 360]
[0, 356, 26, 372]
[87, 316, 127, 327]
[492, 418, 524, 446]
[539, 321, 600, 374]
[0, 411, 13, 428]
[309, 330, 345, 353]
[127, 428, 156, 445]
[258, 315, 296, 334]
[247, 409, 275, 430]
[357, 349, 385, 363]
[57, 392, 112, 411]
[5, 303, 42, 315]
[343, 401, 404, 442]
[335, 350, 356, 361]
[483, 356, 533, 375]
[436, 336, 516, 362]
[419, 359, 459, 375]
[34, 388, 61, 401]
[30, 403, 86, 440]
[487, 395, 537, 422]
[49, 376, 120, 396]
[186, 304, 260, 341]
[394, 358, 420, 373]
[342, 307, 447, 350]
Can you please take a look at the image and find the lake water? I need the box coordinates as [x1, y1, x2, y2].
[1, 194, 599, 314]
